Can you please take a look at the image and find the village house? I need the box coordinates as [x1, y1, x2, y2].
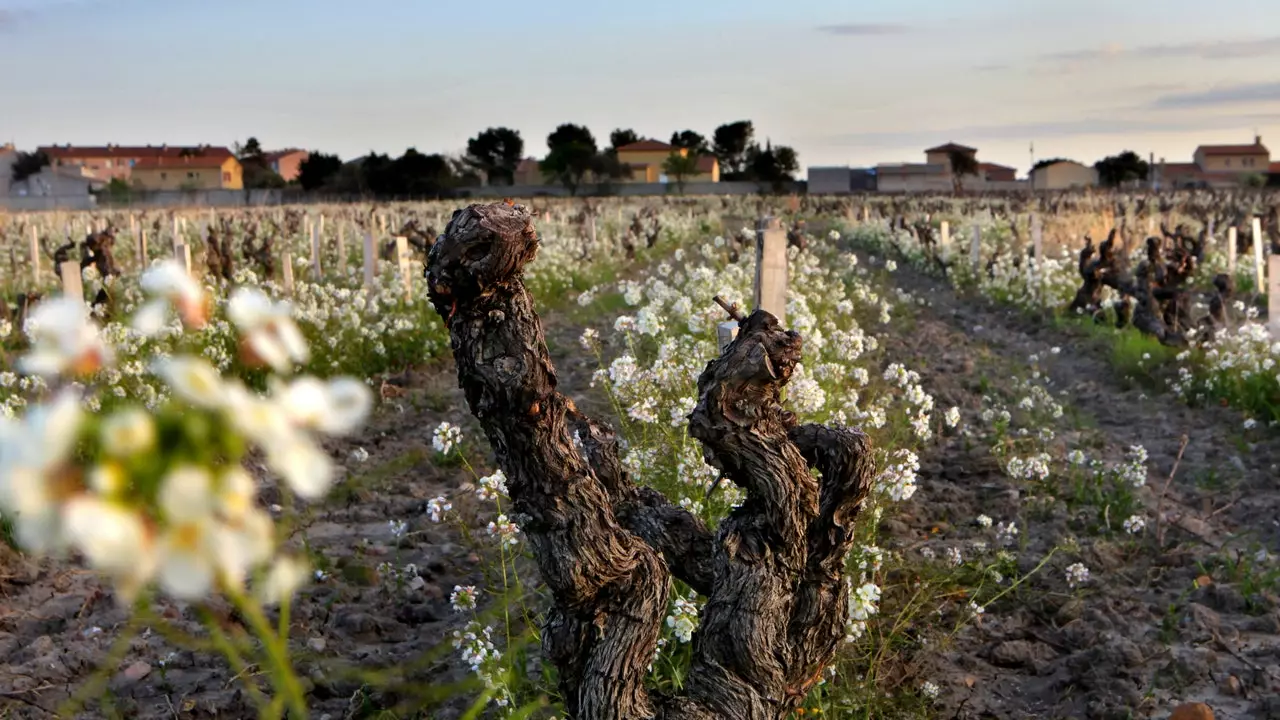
[263, 149, 309, 182]
[35, 144, 243, 184]
[614, 140, 719, 183]
[130, 150, 243, 191]
[1030, 160, 1099, 190]
[873, 142, 1023, 192]
[1161, 136, 1271, 188]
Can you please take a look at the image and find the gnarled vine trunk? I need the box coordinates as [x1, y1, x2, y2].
[426, 202, 875, 720]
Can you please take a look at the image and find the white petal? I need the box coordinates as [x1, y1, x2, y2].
[316, 378, 372, 436]
[268, 439, 333, 500]
[131, 299, 171, 337]
[159, 466, 215, 522]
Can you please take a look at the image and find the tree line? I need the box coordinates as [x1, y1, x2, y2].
[294, 120, 800, 197]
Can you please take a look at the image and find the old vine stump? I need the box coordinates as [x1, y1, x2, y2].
[426, 203, 875, 720]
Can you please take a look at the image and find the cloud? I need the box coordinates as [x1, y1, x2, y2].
[817, 112, 1280, 148]
[1151, 82, 1280, 108]
[1041, 36, 1280, 64]
[816, 23, 909, 36]
[973, 63, 1009, 72]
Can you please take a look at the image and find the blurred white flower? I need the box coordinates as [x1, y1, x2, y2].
[18, 297, 113, 378]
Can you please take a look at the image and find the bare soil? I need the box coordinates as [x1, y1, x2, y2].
[879, 261, 1280, 720]
[3, 259, 1280, 720]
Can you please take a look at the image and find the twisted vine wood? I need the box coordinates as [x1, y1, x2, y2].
[426, 202, 875, 719]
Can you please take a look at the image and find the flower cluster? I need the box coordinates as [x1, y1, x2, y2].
[0, 263, 372, 605]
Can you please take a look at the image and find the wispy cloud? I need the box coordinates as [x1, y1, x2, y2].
[973, 63, 1009, 72]
[816, 23, 909, 36]
[1040, 36, 1280, 64]
[1151, 81, 1280, 108]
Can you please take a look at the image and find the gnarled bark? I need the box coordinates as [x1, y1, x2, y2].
[427, 202, 875, 720]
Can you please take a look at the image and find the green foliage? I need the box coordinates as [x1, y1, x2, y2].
[661, 152, 699, 193]
[747, 141, 800, 189]
[669, 130, 709, 155]
[608, 128, 640, 151]
[540, 124, 599, 195]
[1031, 157, 1075, 172]
[712, 121, 754, 178]
[297, 152, 343, 191]
[11, 150, 50, 183]
[1094, 150, 1149, 188]
[465, 127, 524, 186]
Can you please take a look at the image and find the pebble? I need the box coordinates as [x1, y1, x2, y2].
[1169, 702, 1213, 720]
[122, 661, 151, 682]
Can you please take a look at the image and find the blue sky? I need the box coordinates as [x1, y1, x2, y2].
[2, 0, 1279, 173]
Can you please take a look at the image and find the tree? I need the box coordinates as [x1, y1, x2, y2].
[609, 128, 641, 151]
[236, 137, 285, 190]
[465, 127, 524, 186]
[670, 130, 709, 156]
[746, 141, 800, 190]
[427, 203, 875, 720]
[11, 150, 49, 183]
[296, 152, 343, 192]
[662, 151, 700, 194]
[1094, 151, 1149, 188]
[541, 124, 598, 195]
[391, 148, 456, 197]
[947, 149, 979, 193]
[713, 121, 755, 178]
[1030, 157, 1074, 173]
[1241, 172, 1267, 189]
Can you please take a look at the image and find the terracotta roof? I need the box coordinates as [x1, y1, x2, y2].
[696, 155, 717, 173]
[38, 145, 233, 160]
[616, 139, 676, 153]
[1271, 162, 1280, 173]
[263, 149, 307, 162]
[134, 154, 235, 170]
[925, 142, 977, 154]
[1196, 143, 1268, 156]
[978, 162, 1015, 171]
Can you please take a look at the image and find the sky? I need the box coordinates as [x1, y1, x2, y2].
[2, 0, 1279, 175]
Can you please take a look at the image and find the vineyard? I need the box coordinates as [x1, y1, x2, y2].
[1, 191, 1279, 719]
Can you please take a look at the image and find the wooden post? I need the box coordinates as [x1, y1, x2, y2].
[281, 252, 295, 295]
[172, 217, 180, 252]
[363, 233, 377, 291]
[1269, 255, 1280, 337]
[754, 217, 788, 325]
[137, 229, 149, 271]
[970, 225, 981, 270]
[29, 226, 40, 286]
[588, 213, 597, 246]
[1031, 214, 1044, 267]
[337, 223, 348, 275]
[1228, 226, 1238, 279]
[174, 243, 191, 276]
[60, 260, 83, 302]
[1253, 217, 1265, 293]
[310, 223, 323, 280]
[939, 221, 950, 250]
[394, 236, 412, 300]
[717, 320, 739, 353]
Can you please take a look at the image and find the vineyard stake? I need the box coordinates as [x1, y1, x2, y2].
[60, 260, 83, 302]
[754, 216, 788, 326]
[1253, 217, 1265, 293]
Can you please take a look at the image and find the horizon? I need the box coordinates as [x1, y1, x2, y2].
[2, 0, 1278, 175]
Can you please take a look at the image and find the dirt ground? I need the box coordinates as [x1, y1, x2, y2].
[3, 250, 1280, 719]
[878, 260, 1280, 720]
